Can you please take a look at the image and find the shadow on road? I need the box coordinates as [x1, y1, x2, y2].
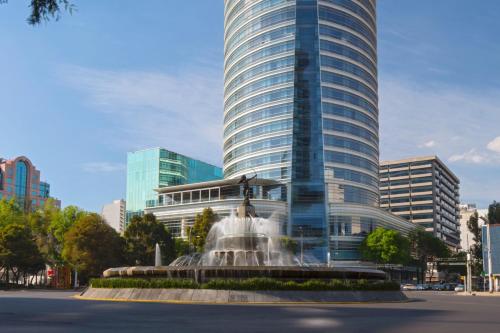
[0, 295, 443, 333]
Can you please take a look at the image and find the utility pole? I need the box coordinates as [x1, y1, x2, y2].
[465, 235, 472, 293]
[466, 252, 472, 293]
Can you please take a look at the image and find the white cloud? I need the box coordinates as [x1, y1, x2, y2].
[448, 149, 488, 164]
[418, 140, 436, 148]
[487, 136, 500, 153]
[379, 76, 500, 165]
[59, 64, 223, 166]
[82, 162, 126, 173]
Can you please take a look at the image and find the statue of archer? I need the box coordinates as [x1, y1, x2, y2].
[238, 174, 257, 204]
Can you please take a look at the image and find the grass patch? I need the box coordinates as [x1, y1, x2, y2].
[90, 277, 400, 291]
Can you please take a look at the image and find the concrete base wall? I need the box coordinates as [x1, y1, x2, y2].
[80, 288, 407, 304]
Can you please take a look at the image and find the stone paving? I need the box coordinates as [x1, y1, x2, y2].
[79, 287, 407, 303]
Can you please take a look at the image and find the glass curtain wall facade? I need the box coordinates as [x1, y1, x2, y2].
[126, 148, 223, 223]
[223, 0, 379, 262]
[0, 156, 60, 211]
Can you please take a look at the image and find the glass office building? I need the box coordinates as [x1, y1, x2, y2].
[223, 0, 382, 263]
[126, 148, 223, 223]
[0, 156, 60, 211]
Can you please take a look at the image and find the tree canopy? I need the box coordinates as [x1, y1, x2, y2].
[0, 0, 75, 25]
[123, 213, 175, 266]
[466, 211, 483, 274]
[0, 223, 45, 283]
[360, 227, 411, 265]
[487, 201, 500, 225]
[188, 208, 218, 252]
[409, 229, 450, 282]
[62, 213, 124, 281]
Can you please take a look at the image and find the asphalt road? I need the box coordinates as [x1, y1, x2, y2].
[1, 290, 499, 333]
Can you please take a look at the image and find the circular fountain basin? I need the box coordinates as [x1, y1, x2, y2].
[103, 265, 387, 282]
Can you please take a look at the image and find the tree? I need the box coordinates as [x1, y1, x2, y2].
[28, 202, 86, 267]
[62, 213, 124, 282]
[466, 211, 483, 275]
[0, 0, 75, 25]
[0, 199, 25, 228]
[174, 238, 191, 257]
[487, 201, 500, 225]
[280, 236, 298, 254]
[188, 208, 218, 252]
[0, 223, 45, 285]
[124, 214, 175, 266]
[359, 228, 411, 265]
[409, 229, 450, 283]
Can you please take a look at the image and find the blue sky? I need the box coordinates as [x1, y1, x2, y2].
[1, 0, 499, 212]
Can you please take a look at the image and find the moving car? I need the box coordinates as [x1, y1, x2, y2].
[401, 284, 417, 291]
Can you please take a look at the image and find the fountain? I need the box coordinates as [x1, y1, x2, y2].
[170, 212, 299, 267]
[103, 175, 387, 282]
[169, 174, 298, 267]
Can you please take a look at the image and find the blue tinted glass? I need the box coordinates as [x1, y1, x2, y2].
[290, 0, 328, 263]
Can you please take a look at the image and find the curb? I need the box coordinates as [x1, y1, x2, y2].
[74, 294, 410, 306]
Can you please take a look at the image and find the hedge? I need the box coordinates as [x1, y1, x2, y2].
[90, 277, 400, 291]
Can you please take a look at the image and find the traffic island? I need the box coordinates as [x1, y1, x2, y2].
[78, 288, 407, 304]
[77, 278, 408, 304]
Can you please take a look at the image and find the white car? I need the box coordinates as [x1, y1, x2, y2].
[402, 284, 417, 291]
[454, 284, 465, 292]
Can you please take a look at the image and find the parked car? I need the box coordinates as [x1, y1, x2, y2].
[454, 284, 465, 292]
[401, 284, 417, 291]
[432, 284, 446, 291]
[416, 284, 432, 290]
[444, 283, 458, 291]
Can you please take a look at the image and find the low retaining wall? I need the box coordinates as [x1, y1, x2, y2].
[79, 288, 407, 304]
[103, 266, 387, 282]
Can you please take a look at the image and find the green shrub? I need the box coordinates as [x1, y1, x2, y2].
[90, 277, 400, 291]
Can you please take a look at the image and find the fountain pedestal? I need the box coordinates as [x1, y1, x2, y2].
[237, 198, 257, 219]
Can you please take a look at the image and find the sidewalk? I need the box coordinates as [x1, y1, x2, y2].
[457, 292, 500, 297]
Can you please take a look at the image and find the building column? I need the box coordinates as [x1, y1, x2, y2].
[181, 218, 187, 239]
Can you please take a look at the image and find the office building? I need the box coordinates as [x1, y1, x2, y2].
[145, 0, 416, 265]
[102, 199, 126, 234]
[380, 156, 461, 250]
[482, 224, 500, 292]
[222, 0, 404, 262]
[0, 156, 60, 211]
[146, 1, 415, 265]
[146, 178, 288, 238]
[126, 148, 223, 223]
[459, 203, 487, 251]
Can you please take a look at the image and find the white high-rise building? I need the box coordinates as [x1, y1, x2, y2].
[459, 203, 487, 251]
[102, 199, 126, 234]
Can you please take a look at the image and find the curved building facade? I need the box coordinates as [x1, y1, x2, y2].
[223, 0, 383, 263]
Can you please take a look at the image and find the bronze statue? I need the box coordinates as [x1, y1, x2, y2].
[237, 174, 257, 218]
[238, 174, 256, 203]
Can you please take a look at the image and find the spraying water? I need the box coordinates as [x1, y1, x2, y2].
[169, 211, 300, 267]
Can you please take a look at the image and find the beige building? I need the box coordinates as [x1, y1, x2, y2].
[380, 156, 461, 250]
[459, 203, 487, 251]
[101, 199, 126, 234]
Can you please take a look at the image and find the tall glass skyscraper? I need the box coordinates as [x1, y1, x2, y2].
[126, 148, 223, 223]
[223, 0, 379, 262]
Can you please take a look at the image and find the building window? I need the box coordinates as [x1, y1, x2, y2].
[15, 160, 29, 198]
